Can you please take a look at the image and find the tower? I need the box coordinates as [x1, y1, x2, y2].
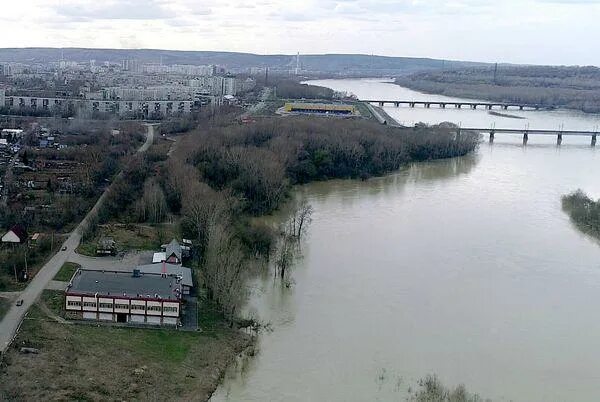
[295, 52, 300, 75]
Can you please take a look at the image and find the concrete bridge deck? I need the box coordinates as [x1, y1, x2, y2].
[460, 127, 598, 145]
[362, 100, 545, 111]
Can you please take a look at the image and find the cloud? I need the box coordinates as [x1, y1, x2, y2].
[0, 0, 598, 66]
[50, 0, 174, 21]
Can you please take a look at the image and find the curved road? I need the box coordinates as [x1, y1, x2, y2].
[0, 123, 155, 352]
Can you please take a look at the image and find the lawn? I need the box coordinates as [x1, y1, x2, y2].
[0, 296, 253, 401]
[52, 262, 80, 282]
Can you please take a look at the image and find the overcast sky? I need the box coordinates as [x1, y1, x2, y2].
[1, 0, 598, 66]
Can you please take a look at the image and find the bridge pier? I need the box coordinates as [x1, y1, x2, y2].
[379, 102, 384, 107]
[440, 103, 446, 108]
[557, 134, 563, 146]
[486, 105, 492, 110]
[394, 102, 399, 107]
[456, 104, 461, 109]
[592, 134, 597, 147]
[471, 104, 477, 110]
[523, 132, 529, 145]
[519, 106, 524, 110]
[409, 102, 415, 108]
[489, 131, 495, 144]
[425, 103, 430, 108]
[503, 105, 509, 110]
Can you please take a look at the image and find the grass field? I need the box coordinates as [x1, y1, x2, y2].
[0, 296, 253, 401]
[52, 262, 80, 282]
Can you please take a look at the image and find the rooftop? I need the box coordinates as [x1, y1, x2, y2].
[137, 263, 193, 288]
[68, 269, 181, 300]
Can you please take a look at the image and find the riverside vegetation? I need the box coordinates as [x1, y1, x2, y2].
[0, 112, 479, 401]
[562, 190, 600, 240]
[397, 65, 600, 113]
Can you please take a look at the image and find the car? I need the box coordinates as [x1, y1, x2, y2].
[61, 246, 67, 251]
[15, 299, 23, 306]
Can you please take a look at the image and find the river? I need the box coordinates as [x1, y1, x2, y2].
[210, 79, 600, 402]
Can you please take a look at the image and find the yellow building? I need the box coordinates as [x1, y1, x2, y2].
[284, 102, 356, 115]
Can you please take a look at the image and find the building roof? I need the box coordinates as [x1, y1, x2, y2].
[165, 239, 182, 261]
[152, 252, 166, 263]
[2, 225, 28, 243]
[136, 263, 193, 288]
[68, 269, 181, 301]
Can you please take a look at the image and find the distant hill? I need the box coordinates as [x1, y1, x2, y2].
[0, 48, 486, 76]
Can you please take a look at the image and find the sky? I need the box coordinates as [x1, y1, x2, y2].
[0, 0, 599, 66]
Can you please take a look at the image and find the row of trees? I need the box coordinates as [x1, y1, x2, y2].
[184, 118, 479, 215]
[397, 65, 600, 112]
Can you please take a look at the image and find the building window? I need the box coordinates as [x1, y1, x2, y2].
[147, 305, 162, 312]
[115, 303, 129, 310]
[131, 304, 145, 311]
[83, 302, 97, 308]
[163, 306, 178, 313]
[99, 302, 113, 309]
[67, 301, 81, 307]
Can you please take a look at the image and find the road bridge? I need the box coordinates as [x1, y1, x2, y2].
[460, 127, 597, 146]
[362, 100, 545, 111]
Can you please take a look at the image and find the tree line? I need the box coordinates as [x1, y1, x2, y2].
[396, 65, 600, 113]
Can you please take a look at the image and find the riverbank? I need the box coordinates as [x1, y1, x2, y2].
[395, 66, 600, 113]
[210, 78, 600, 402]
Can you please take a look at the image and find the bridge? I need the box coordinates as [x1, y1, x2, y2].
[460, 127, 598, 146]
[362, 100, 545, 111]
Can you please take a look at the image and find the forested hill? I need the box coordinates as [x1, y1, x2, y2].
[0, 48, 485, 76]
[396, 65, 600, 112]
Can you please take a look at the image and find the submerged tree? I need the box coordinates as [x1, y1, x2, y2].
[275, 200, 314, 281]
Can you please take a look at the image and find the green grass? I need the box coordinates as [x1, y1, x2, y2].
[53, 262, 80, 281]
[41, 290, 65, 316]
[355, 102, 374, 119]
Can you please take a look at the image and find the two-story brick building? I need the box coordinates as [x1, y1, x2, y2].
[65, 268, 183, 326]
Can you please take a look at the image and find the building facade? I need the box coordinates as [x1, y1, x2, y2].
[65, 269, 184, 326]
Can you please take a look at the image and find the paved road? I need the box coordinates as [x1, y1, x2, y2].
[0, 123, 155, 353]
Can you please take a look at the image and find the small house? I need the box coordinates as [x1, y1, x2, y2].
[2, 225, 28, 244]
[162, 239, 182, 265]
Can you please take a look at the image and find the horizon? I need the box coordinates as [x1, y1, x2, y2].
[0, 46, 597, 69]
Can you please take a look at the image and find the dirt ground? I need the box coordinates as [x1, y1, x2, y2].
[0, 300, 253, 401]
